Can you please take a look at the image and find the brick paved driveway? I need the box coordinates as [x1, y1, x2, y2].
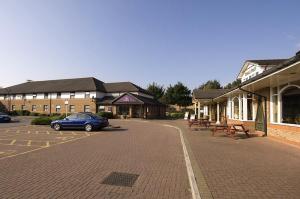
[0, 120, 191, 199]
[171, 120, 300, 199]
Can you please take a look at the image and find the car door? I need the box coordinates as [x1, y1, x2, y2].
[76, 114, 90, 128]
[61, 114, 79, 128]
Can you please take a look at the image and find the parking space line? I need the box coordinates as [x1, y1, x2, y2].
[9, 140, 16, 145]
[27, 131, 31, 134]
[45, 141, 50, 147]
[27, 140, 32, 146]
[0, 133, 96, 160]
[46, 131, 50, 135]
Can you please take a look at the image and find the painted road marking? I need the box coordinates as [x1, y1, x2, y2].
[46, 131, 50, 135]
[27, 140, 32, 146]
[164, 124, 201, 199]
[9, 140, 16, 145]
[45, 141, 50, 147]
[0, 134, 96, 160]
[27, 131, 31, 134]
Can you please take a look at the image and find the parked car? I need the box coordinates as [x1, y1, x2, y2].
[50, 112, 109, 132]
[0, 112, 11, 123]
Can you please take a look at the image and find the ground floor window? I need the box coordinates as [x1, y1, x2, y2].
[247, 94, 253, 120]
[69, 105, 75, 113]
[21, 105, 26, 110]
[282, 86, 300, 124]
[44, 105, 49, 112]
[233, 97, 239, 119]
[12, 105, 16, 111]
[84, 105, 90, 112]
[32, 105, 37, 112]
[98, 105, 105, 112]
[118, 105, 129, 115]
[107, 106, 112, 112]
[56, 105, 61, 113]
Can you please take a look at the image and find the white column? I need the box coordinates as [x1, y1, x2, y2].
[197, 101, 201, 119]
[227, 97, 231, 119]
[243, 93, 248, 121]
[270, 87, 273, 122]
[216, 102, 220, 124]
[194, 102, 197, 116]
[277, 86, 281, 123]
[238, 94, 242, 120]
[209, 104, 212, 121]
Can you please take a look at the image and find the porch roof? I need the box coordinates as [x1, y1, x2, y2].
[193, 89, 229, 99]
[98, 93, 164, 106]
[215, 51, 300, 100]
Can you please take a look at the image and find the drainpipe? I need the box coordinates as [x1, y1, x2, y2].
[238, 87, 267, 136]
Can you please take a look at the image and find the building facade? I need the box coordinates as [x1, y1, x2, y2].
[193, 51, 300, 137]
[0, 78, 166, 119]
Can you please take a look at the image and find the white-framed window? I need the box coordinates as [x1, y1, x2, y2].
[271, 84, 300, 125]
[32, 105, 37, 112]
[44, 93, 49, 99]
[43, 105, 49, 112]
[84, 105, 90, 112]
[56, 105, 61, 113]
[21, 105, 26, 110]
[69, 105, 75, 113]
[247, 93, 253, 120]
[98, 105, 105, 112]
[12, 105, 16, 111]
[33, 94, 37, 99]
[232, 97, 239, 119]
[85, 92, 90, 99]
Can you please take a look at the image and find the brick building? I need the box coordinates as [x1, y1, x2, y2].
[192, 51, 300, 137]
[0, 78, 165, 119]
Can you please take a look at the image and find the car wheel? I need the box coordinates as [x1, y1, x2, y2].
[54, 123, 61, 131]
[85, 124, 93, 132]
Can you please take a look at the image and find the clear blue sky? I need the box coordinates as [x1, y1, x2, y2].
[1, 0, 300, 90]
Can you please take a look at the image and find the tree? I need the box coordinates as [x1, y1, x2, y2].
[163, 82, 192, 107]
[147, 82, 165, 100]
[199, 80, 222, 90]
[224, 79, 241, 89]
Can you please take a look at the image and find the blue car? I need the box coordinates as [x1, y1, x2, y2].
[0, 112, 11, 123]
[51, 112, 109, 132]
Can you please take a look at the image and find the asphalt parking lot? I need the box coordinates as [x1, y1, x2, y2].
[0, 124, 95, 160]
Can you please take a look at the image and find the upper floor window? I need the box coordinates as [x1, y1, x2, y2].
[85, 92, 90, 99]
[70, 92, 75, 99]
[33, 94, 37, 99]
[57, 93, 61, 99]
[45, 93, 48, 99]
[22, 94, 26, 99]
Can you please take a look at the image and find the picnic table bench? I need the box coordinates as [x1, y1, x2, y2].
[230, 124, 250, 138]
[188, 118, 211, 128]
[212, 124, 250, 138]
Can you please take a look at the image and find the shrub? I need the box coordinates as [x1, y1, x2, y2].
[97, 112, 114, 119]
[31, 117, 52, 125]
[169, 112, 185, 119]
[30, 112, 40, 116]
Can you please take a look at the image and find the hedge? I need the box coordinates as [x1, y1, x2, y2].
[97, 112, 114, 119]
[31, 117, 52, 125]
[31, 114, 66, 125]
[169, 112, 185, 119]
[9, 110, 31, 116]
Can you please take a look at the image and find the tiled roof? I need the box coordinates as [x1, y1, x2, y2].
[0, 77, 105, 94]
